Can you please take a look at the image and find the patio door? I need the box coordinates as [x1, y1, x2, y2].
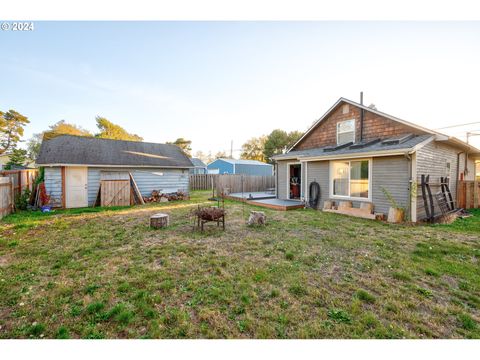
[288, 163, 302, 200]
[65, 166, 88, 208]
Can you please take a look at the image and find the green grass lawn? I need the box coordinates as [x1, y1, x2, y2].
[0, 191, 479, 339]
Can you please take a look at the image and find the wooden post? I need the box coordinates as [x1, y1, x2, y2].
[466, 181, 471, 209]
[474, 180, 479, 209]
[150, 213, 169, 228]
[61, 166, 66, 208]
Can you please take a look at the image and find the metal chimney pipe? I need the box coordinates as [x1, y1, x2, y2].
[359, 92, 364, 142]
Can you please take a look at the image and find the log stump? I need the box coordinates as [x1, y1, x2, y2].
[387, 207, 404, 223]
[150, 213, 169, 228]
[247, 211, 266, 226]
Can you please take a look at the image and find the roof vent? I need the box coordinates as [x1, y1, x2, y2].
[382, 134, 415, 145]
[323, 141, 354, 152]
[349, 138, 381, 149]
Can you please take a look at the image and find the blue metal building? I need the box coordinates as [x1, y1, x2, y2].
[207, 158, 273, 176]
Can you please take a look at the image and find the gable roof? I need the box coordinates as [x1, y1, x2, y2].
[210, 158, 272, 166]
[289, 97, 480, 154]
[274, 134, 434, 161]
[190, 158, 207, 167]
[36, 135, 193, 168]
[290, 97, 439, 151]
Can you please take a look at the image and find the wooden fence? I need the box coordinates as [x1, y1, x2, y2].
[0, 177, 14, 219]
[0, 169, 38, 198]
[190, 174, 275, 194]
[457, 180, 480, 209]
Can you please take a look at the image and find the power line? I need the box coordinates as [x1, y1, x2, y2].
[434, 121, 480, 130]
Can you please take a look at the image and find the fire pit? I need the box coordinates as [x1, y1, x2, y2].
[193, 206, 226, 231]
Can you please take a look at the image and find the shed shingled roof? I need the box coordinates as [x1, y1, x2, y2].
[190, 158, 207, 167]
[36, 135, 194, 168]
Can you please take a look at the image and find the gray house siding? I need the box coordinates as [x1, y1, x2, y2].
[44, 166, 189, 207]
[277, 161, 288, 200]
[302, 157, 409, 214]
[371, 156, 410, 216]
[305, 161, 329, 209]
[415, 141, 462, 220]
[44, 167, 63, 206]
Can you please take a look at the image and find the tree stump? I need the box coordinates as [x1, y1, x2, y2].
[387, 207, 404, 223]
[247, 211, 266, 226]
[150, 213, 169, 228]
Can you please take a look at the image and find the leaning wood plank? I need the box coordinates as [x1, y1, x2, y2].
[129, 172, 145, 205]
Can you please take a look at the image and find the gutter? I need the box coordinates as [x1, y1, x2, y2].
[36, 163, 194, 169]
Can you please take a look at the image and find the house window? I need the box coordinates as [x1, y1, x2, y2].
[331, 159, 370, 199]
[337, 119, 355, 145]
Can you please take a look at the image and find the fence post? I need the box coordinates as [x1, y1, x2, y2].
[474, 180, 479, 209]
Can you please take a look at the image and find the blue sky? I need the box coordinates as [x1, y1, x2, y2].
[1, 21, 480, 155]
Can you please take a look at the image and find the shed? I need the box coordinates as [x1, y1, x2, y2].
[36, 135, 193, 208]
[207, 158, 273, 176]
[189, 158, 208, 174]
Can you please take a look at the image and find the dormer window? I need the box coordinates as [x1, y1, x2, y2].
[337, 119, 355, 145]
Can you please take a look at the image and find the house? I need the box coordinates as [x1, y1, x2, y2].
[272, 97, 480, 222]
[36, 135, 193, 208]
[0, 153, 36, 170]
[207, 158, 273, 176]
[189, 158, 208, 174]
[0, 154, 9, 170]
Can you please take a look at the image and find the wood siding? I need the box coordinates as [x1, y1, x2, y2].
[100, 180, 131, 207]
[0, 177, 13, 219]
[294, 102, 427, 151]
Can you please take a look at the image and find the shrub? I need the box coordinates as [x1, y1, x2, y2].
[355, 289, 376, 303]
[86, 301, 105, 314]
[288, 284, 307, 297]
[15, 188, 31, 210]
[459, 313, 477, 330]
[56, 326, 70, 339]
[327, 309, 351, 323]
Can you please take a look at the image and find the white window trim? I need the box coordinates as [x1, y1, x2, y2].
[286, 162, 303, 200]
[336, 119, 356, 145]
[329, 158, 372, 202]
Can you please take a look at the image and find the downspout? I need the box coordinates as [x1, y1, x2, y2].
[404, 153, 412, 221]
[456, 151, 464, 182]
[360, 91, 364, 142]
[464, 151, 469, 177]
[275, 162, 278, 198]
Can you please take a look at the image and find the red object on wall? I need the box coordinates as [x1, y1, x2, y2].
[291, 184, 300, 198]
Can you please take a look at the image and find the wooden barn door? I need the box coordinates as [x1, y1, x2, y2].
[65, 167, 88, 208]
[100, 180, 131, 207]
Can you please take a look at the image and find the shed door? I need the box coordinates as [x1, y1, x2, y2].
[65, 167, 88, 208]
